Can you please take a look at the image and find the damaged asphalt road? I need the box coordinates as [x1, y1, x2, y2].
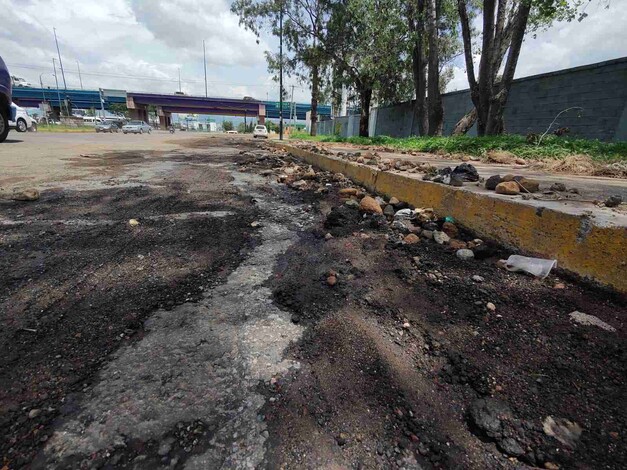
[1, 137, 625, 469]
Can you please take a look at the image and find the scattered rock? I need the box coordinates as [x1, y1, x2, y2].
[28, 409, 41, 419]
[389, 196, 400, 206]
[553, 282, 565, 289]
[498, 437, 525, 457]
[485, 175, 503, 190]
[550, 182, 567, 192]
[501, 174, 515, 182]
[456, 249, 474, 260]
[514, 176, 540, 193]
[345, 199, 360, 208]
[472, 275, 485, 283]
[421, 230, 434, 240]
[448, 239, 467, 250]
[486, 150, 516, 164]
[544, 463, 560, 470]
[486, 302, 496, 312]
[336, 433, 348, 446]
[324, 233, 333, 240]
[359, 196, 383, 214]
[543, 416, 582, 449]
[468, 398, 513, 438]
[404, 234, 420, 245]
[250, 221, 261, 228]
[604, 195, 622, 208]
[433, 231, 450, 245]
[11, 188, 40, 201]
[442, 221, 459, 238]
[495, 181, 520, 195]
[453, 163, 480, 182]
[569, 311, 616, 332]
[128, 219, 140, 227]
[402, 322, 411, 329]
[383, 204, 395, 217]
[158, 437, 176, 456]
[339, 188, 358, 196]
[327, 275, 337, 287]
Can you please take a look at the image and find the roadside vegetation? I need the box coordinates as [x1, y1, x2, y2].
[290, 132, 627, 162]
[37, 125, 95, 133]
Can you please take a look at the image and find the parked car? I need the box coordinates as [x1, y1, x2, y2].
[225, 130, 238, 134]
[0, 55, 13, 143]
[11, 76, 32, 88]
[95, 121, 119, 133]
[8, 103, 33, 132]
[253, 125, 269, 139]
[122, 120, 151, 134]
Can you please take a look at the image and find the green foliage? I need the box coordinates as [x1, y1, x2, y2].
[238, 122, 256, 133]
[289, 132, 627, 162]
[109, 103, 129, 116]
[222, 120, 234, 131]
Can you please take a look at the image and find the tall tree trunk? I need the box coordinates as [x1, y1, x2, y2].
[310, 64, 319, 136]
[358, 88, 372, 137]
[452, 108, 477, 135]
[409, 0, 427, 136]
[485, 2, 531, 135]
[426, 0, 443, 135]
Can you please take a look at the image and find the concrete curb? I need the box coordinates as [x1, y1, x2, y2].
[273, 142, 627, 293]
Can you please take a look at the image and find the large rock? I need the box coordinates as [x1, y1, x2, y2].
[383, 204, 395, 217]
[456, 249, 475, 260]
[514, 176, 540, 193]
[485, 175, 503, 191]
[468, 398, 513, 438]
[359, 196, 383, 214]
[495, 181, 520, 195]
[404, 234, 420, 244]
[442, 221, 459, 238]
[11, 188, 40, 201]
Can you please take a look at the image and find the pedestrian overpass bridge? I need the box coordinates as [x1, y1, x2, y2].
[11, 87, 331, 126]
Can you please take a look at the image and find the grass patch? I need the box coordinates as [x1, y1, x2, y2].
[290, 132, 627, 162]
[37, 125, 95, 133]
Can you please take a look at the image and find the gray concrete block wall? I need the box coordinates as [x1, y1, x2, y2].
[319, 58, 627, 141]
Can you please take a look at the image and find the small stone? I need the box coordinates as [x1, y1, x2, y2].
[339, 188, 358, 196]
[549, 182, 567, 192]
[501, 174, 516, 182]
[498, 437, 525, 457]
[456, 249, 474, 260]
[128, 219, 140, 227]
[544, 463, 560, 470]
[495, 181, 520, 195]
[325, 233, 333, 240]
[336, 433, 348, 446]
[514, 176, 540, 193]
[412, 256, 421, 265]
[383, 204, 395, 216]
[553, 282, 565, 289]
[404, 234, 420, 245]
[345, 199, 360, 208]
[28, 409, 41, 419]
[441, 221, 458, 238]
[11, 188, 40, 201]
[359, 196, 383, 214]
[485, 175, 503, 190]
[543, 416, 582, 449]
[472, 275, 484, 283]
[433, 231, 450, 245]
[448, 239, 467, 250]
[421, 230, 434, 240]
[402, 322, 410, 329]
[389, 197, 400, 206]
[327, 275, 337, 287]
[569, 311, 615, 332]
[250, 221, 261, 228]
[157, 437, 176, 456]
[486, 302, 496, 312]
[604, 195, 622, 208]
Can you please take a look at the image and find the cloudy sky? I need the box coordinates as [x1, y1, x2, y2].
[1, 0, 626, 104]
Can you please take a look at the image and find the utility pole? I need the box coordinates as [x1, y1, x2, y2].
[203, 40, 208, 97]
[178, 68, 182, 93]
[53, 28, 68, 92]
[279, 2, 284, 140]
[99, 88, 105, 121]
[52, 58, 63, 118]
[76, 60, 83, 90]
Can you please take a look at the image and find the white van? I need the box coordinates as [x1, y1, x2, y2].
[9, 103, 33, 132]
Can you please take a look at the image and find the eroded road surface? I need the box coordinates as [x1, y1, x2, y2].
[1, 136, 625, 469]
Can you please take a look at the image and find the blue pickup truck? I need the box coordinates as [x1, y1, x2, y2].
[0, 55, 13, 142]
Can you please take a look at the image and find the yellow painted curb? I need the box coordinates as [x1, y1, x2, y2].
[274, 142, 627, 292]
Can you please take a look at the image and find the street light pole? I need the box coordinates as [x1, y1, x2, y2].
[53, 28, 68, 92]
[203, 40, 208, 97]
[178, 68, 182, 93]
[76, 60, 83, 90]
[279, 1, 284, 140]
[52, 58, 63, 118]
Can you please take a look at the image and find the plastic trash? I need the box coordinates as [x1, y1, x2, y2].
[503, 255, 557, 279]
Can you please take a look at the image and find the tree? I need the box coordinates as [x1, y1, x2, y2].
[109, 103, 129, 117]
[324, 0, 411, 136]
[457, 0, 580, 135]
[232, 0, 329, 136]
[222, 120, 234, 131]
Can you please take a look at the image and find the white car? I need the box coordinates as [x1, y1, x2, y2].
[122, 120, 152, 134]
[253, 125, 268, 138]
[9, 104, 33, 132]
[11, 76, 32, 88]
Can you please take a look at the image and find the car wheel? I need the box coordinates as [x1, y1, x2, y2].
[16, 119, 28, 132]
[123, 131, 127, 134]
[140, 129, 143, 134]
[0, 108, 9, 143]
[148, 129, 151, 134]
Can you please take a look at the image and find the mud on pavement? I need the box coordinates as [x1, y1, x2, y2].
[1, 137, 625, 469]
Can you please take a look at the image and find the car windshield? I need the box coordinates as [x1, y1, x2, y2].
[129, 121, 144, 125]
[255, 126, 266, 130]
